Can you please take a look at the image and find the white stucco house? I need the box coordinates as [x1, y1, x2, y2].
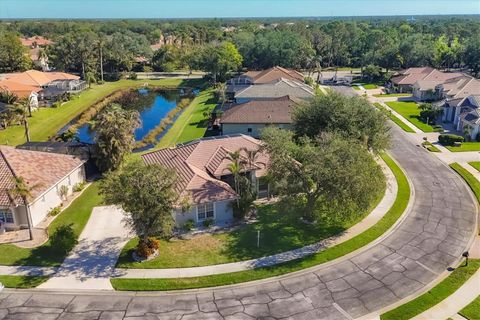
[142, 135, 270, 227]
[0, 146, 86, 230]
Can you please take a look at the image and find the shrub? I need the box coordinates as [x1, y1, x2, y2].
[433, 125, 444, 132]
[129, 72, 138, 80]
[50, 224, 78, 254]
[48, 206, 62, 216]
[203, 218, 214, 228]
[136, 241, 154, 259]
[304, 76, 314, 86]
[438, 134, 464, 146]
[147, 237, 159, 250]
[73, 182, 86, 192]
[184, 219, 195, 232]
[59, 185, 69, 201]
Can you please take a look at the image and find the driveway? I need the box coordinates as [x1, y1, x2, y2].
[1, 125, 477, 319]
[37, 206, 132, 291]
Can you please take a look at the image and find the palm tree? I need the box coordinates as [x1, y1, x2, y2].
[9, 177, 42, 240]
[463, 124, 472, 141]
[7, 101, 31, 142]
[224, 151, 243, 205]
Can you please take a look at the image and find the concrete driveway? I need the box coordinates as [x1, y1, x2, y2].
[38, 206, 132, 291]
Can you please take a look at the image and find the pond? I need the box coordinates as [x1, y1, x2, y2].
[74, 89, 181, 144]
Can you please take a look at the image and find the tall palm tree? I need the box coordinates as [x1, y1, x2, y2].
[9, 177, 42, 240]
[225, 151, 243, 205]
[7, 100, 31, 142]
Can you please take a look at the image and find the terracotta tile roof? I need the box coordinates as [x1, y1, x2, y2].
[0, 146, 85, 206]
[20, 36, 53, 47]
[142, 135, 269, 205]
[5, 70, 79, 87]
[391, 67, 435, 85]
[443, 78, 480, 99]
[220, 96, 297, 124]
[0, 80, 42, 98]
[393, 67, 466, 88]
[243, 66, 304, 84]
[234, 78, 314, 100]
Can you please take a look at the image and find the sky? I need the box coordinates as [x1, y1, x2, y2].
[1, 0, 479, 19]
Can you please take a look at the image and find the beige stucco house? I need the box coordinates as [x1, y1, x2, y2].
[0, 146, 86, 231]
[142, 135, 270, 227]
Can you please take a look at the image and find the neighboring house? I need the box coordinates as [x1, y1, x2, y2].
[218, 96, 298, 138]
[20, 36, 53, 71]
[441, 78, 480, 124]
[442, 95, 480, 140]
[142, 135, 270, 227]
[390, 67, 465, 96]
[0, 70, 86, 106]
[0, 146, 86, 231]
[228, 66, 304, 86]
[232, 78, 314, 103]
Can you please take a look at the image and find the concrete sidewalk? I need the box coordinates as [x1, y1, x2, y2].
[115, 157, 398, 279]
[412, 264, 480, 320]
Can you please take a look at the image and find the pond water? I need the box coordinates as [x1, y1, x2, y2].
[75, 89, 180, 144]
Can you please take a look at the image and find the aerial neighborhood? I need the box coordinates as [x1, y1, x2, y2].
[0, 14, 479, 320]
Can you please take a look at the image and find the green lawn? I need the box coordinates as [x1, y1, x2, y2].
[373, 103, 415, 133]
[155, 89, 216, 149]
[381, 260, 480, 320]
[0, 182, 103, 266]
[0, 78, 203, 146]
[373, 93, 412, 98]
[469, 162, 480, 172]
[117, 198, 383, 269]
[446, 142, 480, 152]
[422, 141, 441, 153]
[460, 295, 480, 320]
[450, 163, 480, 204]
[385, 101, 436, 132]
[363, 83, 378, 89]
[0, 275, 49, 288]
[111, 153, 411, 291]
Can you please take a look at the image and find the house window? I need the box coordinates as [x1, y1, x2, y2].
[197, 203, 214, 221]
[0, 211, 14, 224]
[247, 127, 252, 133]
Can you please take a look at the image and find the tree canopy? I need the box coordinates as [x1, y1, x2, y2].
[293, 92, 390, 153]
[0, 31, 32, 73]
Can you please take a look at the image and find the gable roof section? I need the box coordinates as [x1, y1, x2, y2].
[220, 95, 297, 124]
[0, 146, 85, 206]
[244, 66, 304, 84]
[235, 78, 314, 100]
[141, 135, 269, 205]
[5, 70, 79, 87]
[0, 80, 42, 98]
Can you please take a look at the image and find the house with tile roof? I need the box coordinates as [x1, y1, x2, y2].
[444, 95, 480, 140]
[20, 36, 54, 71]
[141, 135, 269, 226]
[0, 70, 86, 106]
[217, 96, 299, 138]
[441, 78, 480, 125]
[231, 78, 314, 103]
[0, 146, 86, 231]
[229, 66, 304, 86]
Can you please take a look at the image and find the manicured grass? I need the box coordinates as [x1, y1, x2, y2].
[373, 103, 415, 133]
[156, 89, 216, 149]
[446, 142, 480, 152]
[363, 83, 378, 89]
[0, 78, 203, 146]
[469, 162, 480, 172]
[450, 163, 480, 204]
[373, 93, 412, 98]
[381, 260, 480, 320]
[459, 295, 480, 320]
[353, 85, 361, 91]
[0, 182, 103, 266]
[111, 153, 410, 291]
[0, 275, 49, 288]
[116, 199, 384, 269]
[422, 141, 441, 153]
[385, 101, 436, 132]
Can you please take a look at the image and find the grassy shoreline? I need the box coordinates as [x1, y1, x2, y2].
[111, 152, 410, 291]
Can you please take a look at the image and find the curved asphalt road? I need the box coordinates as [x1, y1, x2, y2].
[0, 125, 477, 320]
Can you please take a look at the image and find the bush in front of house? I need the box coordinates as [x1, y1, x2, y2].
[432, 125, 444, 133]
[438, 134, 464, 146]
[50, 223, 78, 254]
[48, 206, 62, 216]
[183, 219, 195, 232]
[304, 76, 314, 86]
[73, 181, 86, 192]
[203, 218, 214, 228]
[136, 237, 160, 259]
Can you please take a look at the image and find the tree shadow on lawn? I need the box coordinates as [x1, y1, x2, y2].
[221, 204, 346, 262]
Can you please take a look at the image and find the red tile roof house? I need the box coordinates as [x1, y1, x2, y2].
[440, 78, 480, 126]
[0, 146, 86, 231]
[142, 135, 270, 227]
[218, 96, 299, 138]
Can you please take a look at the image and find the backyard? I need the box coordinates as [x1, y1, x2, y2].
[0, 78, 204, 146]
[385, 101, 439, 132]
[116, 203, 368, 269]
